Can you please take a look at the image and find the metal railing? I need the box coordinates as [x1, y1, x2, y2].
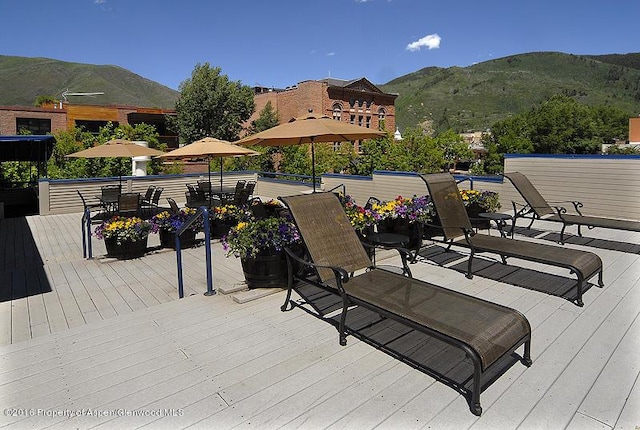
[175, 206, 215, 298]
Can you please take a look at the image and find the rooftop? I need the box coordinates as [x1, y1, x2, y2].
[0, 208, 639, 429]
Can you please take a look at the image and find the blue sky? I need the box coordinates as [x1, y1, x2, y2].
[2, 0, 639, 92]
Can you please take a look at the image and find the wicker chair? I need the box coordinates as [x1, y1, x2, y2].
[280, 191, 532, 416]
[421, 173, 604, 307]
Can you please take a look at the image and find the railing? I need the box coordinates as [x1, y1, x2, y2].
[175, 206, 215, 298]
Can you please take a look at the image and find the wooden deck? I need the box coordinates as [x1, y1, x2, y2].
[0, 211, 639, 429]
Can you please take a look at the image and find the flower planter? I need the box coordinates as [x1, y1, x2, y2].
[210, 218, 236, 239]
[159, 228, 197, 249]
[466, 203, 491, 230]
[240, 250, 288, 289]
[104, 236, 149, 259]
[377, 218, 423, 251]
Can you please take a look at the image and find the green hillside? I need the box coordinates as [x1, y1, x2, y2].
[0, 56, 179, 108]
[380, 51, 640, 133]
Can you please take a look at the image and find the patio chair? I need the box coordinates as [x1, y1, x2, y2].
[100, 185, 121, 215]
[504, 172, 640, 244]
[142, 187, 163, 216]
[140, 185, 155, 207]
[167, 197, 181, 214]
[279, 192, 532, 416]
[244, 180, 256, 198]
[76, 190, 105, 223]
[420, 173, 604, 307]
[117, 193, 140, 217]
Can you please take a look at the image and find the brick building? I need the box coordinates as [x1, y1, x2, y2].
[0, 103, 178, 147]
[250, 77, 397, 152]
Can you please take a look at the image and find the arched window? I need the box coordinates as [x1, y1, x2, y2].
[332, 103, 342, 121]
[378, 108, 386, 121]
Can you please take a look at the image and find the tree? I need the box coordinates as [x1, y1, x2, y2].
[435, 129, 473, 171]
[168, 63, 254, 144]
[248, 101, 279, 134]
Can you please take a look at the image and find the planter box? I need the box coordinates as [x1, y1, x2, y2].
[159, 228, 197, 249]
[104, 236, 149, 259]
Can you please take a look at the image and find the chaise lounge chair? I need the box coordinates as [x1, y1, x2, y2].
[504, 171, 640, 244]
[420, 173, 604, 307]
[279, 191, 532, 416]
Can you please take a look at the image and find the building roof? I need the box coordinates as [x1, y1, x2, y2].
[0, 135, 56, 162]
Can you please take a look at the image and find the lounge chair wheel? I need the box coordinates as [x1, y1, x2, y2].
[339, 335, 347, 346]
[522, 356, 533, 367]
[471, 404, 482, 416]
[575, 299, 584, 307]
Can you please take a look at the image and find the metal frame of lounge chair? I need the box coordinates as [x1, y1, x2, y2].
[420, 173, 604, 307]
[279, 191, 532, 416]
[503, 171, 640, 244]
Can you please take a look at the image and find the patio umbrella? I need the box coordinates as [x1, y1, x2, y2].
[67, 139, 164, 187]
[155, 137, 259, 194]
[234, 113, 386, 192]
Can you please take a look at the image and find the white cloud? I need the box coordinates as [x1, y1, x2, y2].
[406, 33, 441, 52]
[326, 52, 335, 57]
[355, 0, 371, 3]
[94, 0, 107, 4]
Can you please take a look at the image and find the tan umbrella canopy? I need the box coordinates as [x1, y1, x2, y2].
[156, 137, 259, 193]
[67, 138, 165, 187]
[235, 113, 385, 192]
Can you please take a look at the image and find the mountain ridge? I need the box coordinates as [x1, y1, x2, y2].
[2, 52, 640, 132]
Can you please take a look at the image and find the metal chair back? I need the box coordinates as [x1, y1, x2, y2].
[118, 193, 140, 217]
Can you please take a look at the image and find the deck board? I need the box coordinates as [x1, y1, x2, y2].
[0, 213, 639, 429]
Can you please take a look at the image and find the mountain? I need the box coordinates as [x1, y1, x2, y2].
[0, 56, 179, 108]
[3, 52, 640, 133]
[380, 51, 640, 133]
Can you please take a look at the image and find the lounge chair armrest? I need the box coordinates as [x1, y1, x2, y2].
[549, 200, 583, 215]
[283, 246, 350, 283]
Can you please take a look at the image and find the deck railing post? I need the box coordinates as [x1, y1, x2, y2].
[175, 206, 215, 298]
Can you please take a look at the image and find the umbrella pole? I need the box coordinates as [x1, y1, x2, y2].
[220, 158, 223, 194]
[311, 138, 316, 193]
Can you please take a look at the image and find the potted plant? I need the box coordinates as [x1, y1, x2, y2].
[222, 216, 301, 289]
[150, 208, 202, 249]
[338, 194, 380, 236]
[372, 195, 434, 249]
[94, 215, 153, 259]
[210, 204, 247, 238]
[459, 189, 501, 229]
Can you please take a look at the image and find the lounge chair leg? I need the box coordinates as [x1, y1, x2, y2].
[559, 224, 567, 244]
[466, 253, 474, 279]
[598, 271, 604, 287]
[280, 288, 293, 312]
[469, 354, 483, 416]
[522, 340, 533, 367]
[339, 296, 349, 346]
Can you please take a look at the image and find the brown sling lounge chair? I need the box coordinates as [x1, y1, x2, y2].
[420, 173, 604, 307]
[280, 192, 532, 416]
[504, 171, 640, 244]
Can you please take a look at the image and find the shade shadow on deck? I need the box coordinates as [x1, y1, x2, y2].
[513, 225, 640, 254]
[288, 282, 525, 414]
[0, 217, 51, 301]
[415, 244, 598, 305]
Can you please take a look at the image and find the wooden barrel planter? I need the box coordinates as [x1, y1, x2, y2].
[159, 228, 197, 249]
[104, 236, 149, 259]
[210, 218, 236, 239]
[240, 250, 288, 289]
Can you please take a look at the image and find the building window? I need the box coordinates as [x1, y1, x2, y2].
[332, 103, 342, 121]
[350, 115, 355, 124]
[75, 120, 118, 135]
[378, 108, 386, 122]
[358, 116, 363, 127]
[16, 118, 51, 135]
[366, 116, 371, 128]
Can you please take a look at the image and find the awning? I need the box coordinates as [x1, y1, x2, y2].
[0, 135, 56, 162]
